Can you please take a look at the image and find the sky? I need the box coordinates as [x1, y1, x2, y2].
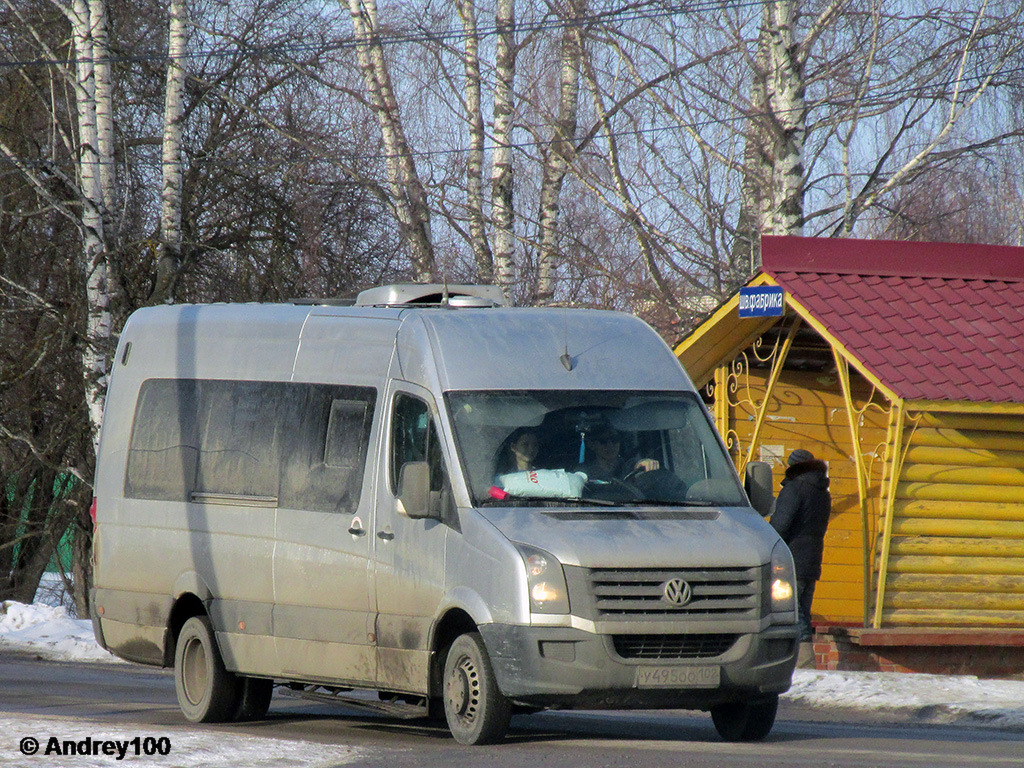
[2, 594, 1024, 767]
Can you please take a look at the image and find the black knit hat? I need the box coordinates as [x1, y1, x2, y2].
[788, 448, 815, 466]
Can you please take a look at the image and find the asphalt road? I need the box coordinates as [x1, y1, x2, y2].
[2, 651, 1021, 768]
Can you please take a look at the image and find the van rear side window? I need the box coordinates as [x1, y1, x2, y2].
[124, 379, 376, 514]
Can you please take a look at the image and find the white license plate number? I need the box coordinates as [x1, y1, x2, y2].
[634, 665, 720, 688]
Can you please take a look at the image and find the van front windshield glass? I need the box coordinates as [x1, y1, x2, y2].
[445, 391, 747, 508]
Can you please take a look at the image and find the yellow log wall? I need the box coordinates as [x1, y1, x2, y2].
[881, 412, 1024, 628]
[728, 369, 888, 625]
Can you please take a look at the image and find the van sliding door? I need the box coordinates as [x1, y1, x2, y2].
[270, 384, 379, 685]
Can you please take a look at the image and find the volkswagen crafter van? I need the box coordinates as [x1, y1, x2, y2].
[90, 284, 798, 745]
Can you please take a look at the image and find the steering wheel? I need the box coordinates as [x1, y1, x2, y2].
[584, 475, 644, 501]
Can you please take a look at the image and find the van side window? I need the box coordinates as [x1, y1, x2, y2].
[325, 400, 370, 469]
[123, 379, 200, 502]
[279, 390, 375, 514]
[195, 381, 279, 498]
[125, 379, 375, 514]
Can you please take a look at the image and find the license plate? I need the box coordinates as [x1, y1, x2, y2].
[635, 665, 720, 688]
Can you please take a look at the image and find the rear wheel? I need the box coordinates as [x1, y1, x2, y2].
[174, 615, 240, 723]
[710, 694, 779, 742]
[442, 632, 511, 745]
[234, 676, 274, 721]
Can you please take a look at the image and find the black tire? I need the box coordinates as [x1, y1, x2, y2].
[442, 632, 512, 745]
[234, 676, 274, 721]
[174, 615, 240, 723]
[710, 694, 779, 742]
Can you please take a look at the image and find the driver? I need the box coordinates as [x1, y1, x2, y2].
[579, 425, 659, 482]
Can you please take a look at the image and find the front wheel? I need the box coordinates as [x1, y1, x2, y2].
[710, 694, 779, 742]
[174, 615, 240, 723]
[442, 632, 511, 745]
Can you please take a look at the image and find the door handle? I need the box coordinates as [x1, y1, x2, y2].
[377, 530, 395, 541]
[348, 526, 366, 537]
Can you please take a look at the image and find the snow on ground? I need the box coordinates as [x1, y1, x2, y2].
[4, 590, 1024, 747]
[1, 714, 363, 768]
[788, 669, 1024, 729]
[0, 600, 120, 662]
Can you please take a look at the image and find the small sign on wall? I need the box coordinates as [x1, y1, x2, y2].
[739, 286, 784, 317]
[760, 444, 785, 467]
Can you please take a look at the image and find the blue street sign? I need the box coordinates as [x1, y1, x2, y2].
[738, 286, 784, 318]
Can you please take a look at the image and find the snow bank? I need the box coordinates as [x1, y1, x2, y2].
[0, 601, 120, 663]
[788, 669, 1024, 729]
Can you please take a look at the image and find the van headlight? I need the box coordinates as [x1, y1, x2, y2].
[514, 543, 570, 614]
[770, 541, 797, 620]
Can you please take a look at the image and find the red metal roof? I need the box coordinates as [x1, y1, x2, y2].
[761, 236, 1024, 404]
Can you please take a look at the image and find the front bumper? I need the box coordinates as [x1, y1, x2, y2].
[479, 623, 798, 710]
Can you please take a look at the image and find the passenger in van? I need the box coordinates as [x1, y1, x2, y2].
[579, 425, 659, 482]
[494, 426, 541, 477]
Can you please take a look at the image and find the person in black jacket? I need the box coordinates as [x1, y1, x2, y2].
[769, 448, 831, 667]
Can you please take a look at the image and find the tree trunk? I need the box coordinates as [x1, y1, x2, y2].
[732, 21, 771, 274]
[152, 0, 188, 304]
[456, 0, 493, 283]
[71, 0, 112, 452]
[90, 0, 116, 235]
[536, 2, 583, 305]
[346, 0, 435, 282]
[764, 0, 805, 235]
[490, 0, 516, 293]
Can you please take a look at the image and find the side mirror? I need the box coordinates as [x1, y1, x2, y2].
[744, 461, 775, 517]
[397, 461, 435, 519]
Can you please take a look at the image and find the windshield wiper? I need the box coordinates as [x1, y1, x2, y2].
[477, 495, 617, 507]
[611, 498, 722, 507]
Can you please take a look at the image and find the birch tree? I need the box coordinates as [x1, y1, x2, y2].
[0, 0, 115, 612]
[67, 0, 113, 448]
[346, 0, 435, 281]
[152, 0, 188, 303]
[568, 0, 1024, 314]
[0, 0, 400, 607]
[535, 0, 583, 304]
[331, 1, 1024, 317]
[490, 0, 517, 290]
[456, 0, 494, 281]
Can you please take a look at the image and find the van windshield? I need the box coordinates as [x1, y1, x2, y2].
[445, 390, 747, 508]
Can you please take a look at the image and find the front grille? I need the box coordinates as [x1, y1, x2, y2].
[587, 566, 760, 619]
[613, 633, 738, 660]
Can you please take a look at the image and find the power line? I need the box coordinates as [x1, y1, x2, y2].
[0, 0, 766, 70]
[1, 0, 1018, 170]
[4, 56, 1019, 173]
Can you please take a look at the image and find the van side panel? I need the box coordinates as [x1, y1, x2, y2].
[93, 306, 308, 669]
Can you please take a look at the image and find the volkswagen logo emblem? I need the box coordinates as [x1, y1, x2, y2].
[662, 578, 692, 607]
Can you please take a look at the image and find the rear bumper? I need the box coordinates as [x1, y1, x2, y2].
[89, 587, 107, 651]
